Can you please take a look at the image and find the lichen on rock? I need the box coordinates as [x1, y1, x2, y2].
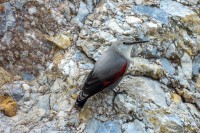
[0, 95, 17, 117]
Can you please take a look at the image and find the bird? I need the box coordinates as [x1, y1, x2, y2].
[75, 40, 149, 108]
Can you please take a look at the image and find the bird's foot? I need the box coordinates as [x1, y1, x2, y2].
[112, 88, 127, 109]
[73, 104, 82, 111]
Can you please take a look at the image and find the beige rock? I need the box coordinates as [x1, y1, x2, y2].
[0, 67, 12, 88]
[126, 16, 142, 24]
[129, 58, 164, 80]
[71, 94, 78, 99]
[178, 89, 195, 103]
[53, 53, 65, 66]
[0, 96, 17, 117]
[171, 93, 182, 103]
[0, 0, 9, 3]
[196, 74, 200, 92]
[79, 108, 92, 122]
[143, 0, 160, 6]
[45, 34, 71, 49]
[182, 14, 200, 35]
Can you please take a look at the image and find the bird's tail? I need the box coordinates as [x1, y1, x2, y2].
[74, 91, 89, 109]
[75, 98, 87, 108]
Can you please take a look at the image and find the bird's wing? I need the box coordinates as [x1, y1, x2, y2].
[82, 52, 128, 96]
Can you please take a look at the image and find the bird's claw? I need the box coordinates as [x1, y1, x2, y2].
[112, 89, 127, 109]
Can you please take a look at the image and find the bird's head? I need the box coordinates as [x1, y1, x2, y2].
[112, 40, 149, 59]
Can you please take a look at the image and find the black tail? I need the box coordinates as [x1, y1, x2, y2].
[74, 91, 89, 109]
[75, 98, 88, 108]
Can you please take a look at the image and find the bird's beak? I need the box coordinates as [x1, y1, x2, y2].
[123, 40, 149, 45]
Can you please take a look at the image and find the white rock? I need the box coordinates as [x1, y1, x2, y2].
[28, 6, 37, 15]
[71, 17, 83, 27]
[22, 83, 30, 91]
[160, 0, 195, 17]
[50, 93, 61, 109]
[189, 0, 198, 4]
[123, 120, 146, 133]
[181, 52, 192, 79]
[37, 94, 50, 110]
[99, 31, 116, 42]
[77, 1, 90, 22]
[115, 94, 137, 114]
[92, 20, 101, 27]
[122, 22, 131, 30]
[59, 60, 79, 78]
[135, 0, 143, 5]
[125, 16, 142, 24]
[176, 66, 190, 88]
[50, 78, 65, 93]
[146, 22, 158, 28]
[37, 85, 49, 94]
[121, 77, 169, 107]
[46, 62, 54, 71]
[85, 0, 94, 12]
[108, 19, 124, 34]
[106, 0, 117, 13]
[58, 99, 73, 112]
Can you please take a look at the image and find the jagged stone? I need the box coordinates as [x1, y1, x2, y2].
[196, 75, 200, 92]
[160, 0, 195, 17]
[0, 67, 12, 88]
[129, 58, 165, 80]
[45, 34, 71, 49]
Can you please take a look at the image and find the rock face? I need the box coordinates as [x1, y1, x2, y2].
[0, 0, 200, 132]
[160, 0, 195, 17]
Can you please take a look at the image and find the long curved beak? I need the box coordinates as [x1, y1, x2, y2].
[123, 40, 149, 45]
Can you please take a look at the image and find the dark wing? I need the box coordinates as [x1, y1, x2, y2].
[82, 51, 128, 96]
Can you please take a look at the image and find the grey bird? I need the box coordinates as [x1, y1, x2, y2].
[75, 40, 148, 108]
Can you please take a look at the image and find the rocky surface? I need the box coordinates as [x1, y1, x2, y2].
[0, 0, 200, 132]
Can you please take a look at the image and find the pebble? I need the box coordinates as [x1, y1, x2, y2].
[123, 120, 146, 133]
[1, 32, 13, 44]
[125, 16, 142, 24]
[37, 94, 50, 110]
[22, 72, 35, 81]
[159, 58, 175, 75]
[45, 34, 71, 49]
[22, 84, 30, 91]
[77, 1, 90, 22]
[28, 6, 37, 15]
[181, 52, 192, 79]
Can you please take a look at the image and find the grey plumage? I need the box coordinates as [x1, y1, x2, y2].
[75, 40, 148, 108]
